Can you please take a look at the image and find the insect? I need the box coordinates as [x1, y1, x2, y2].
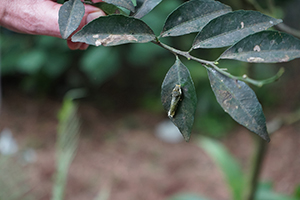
[168, 84, 182, 118]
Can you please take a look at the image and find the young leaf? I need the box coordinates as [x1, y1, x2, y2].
[199, 137, 245, 200]
[58, 0, 85, 39]
[72, 15, 156, 46]
[133, 0, 163, 19]
[102, 0, 135, 12]
[160, 0, 231, 37]
[161, 58, 197, 142]
[220, 30, 300, 63]
[192, 10, 282, 49]
[207, 67, 270, 142]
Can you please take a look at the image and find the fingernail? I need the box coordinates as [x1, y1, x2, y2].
[86, 10, 106, 23]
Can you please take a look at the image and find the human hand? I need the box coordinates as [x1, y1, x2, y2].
[0, 0, 105, 50]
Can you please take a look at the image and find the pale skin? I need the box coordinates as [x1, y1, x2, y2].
[0, 0, 106, 50]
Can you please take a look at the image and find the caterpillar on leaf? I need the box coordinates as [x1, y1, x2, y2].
[168, 84, 182, 118]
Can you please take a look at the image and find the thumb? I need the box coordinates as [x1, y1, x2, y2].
[86, 9, 106, 23]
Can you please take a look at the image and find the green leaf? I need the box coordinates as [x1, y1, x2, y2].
[133, 0, 162, 19]
[294, 185, 300, 199]
[160, 0, 231, 37]
[168, 193, 211, 200]
[58, 0, 85, 39]
[102, 0, 135, 12]
[161, 58, 197, 141]
[80, 47, 120, 85]
[54, 96, 80, 200]
[72, 15, 156, 46]
[192, 10, 282, 49]
[207, 67, 270, 142]
[255, 183, 298, 200]
[198, 137, 245, 200]
[94, 2, 127, 15]
[17, 50, 47, 73]
[220, 30, 300, 63]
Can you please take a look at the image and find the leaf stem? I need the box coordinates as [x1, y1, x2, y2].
[152, 40, 284, 87]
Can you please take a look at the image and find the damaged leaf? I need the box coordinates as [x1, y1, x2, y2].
[58, 0, 85, 39]
[160, 0, 231, 37]
[72, 15, 156, 46]
[207, 67, 270, 142]
[220, 30, 300, 63]
[192, 10, 282, 49]
[161, 58, 197, 141]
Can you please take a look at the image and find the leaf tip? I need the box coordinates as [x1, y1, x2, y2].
[184, 136, 191, 142]
[263, 134, 271, 143]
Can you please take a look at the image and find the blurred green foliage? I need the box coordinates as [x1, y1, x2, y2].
[1, 0, 299, 137]
[167, 136, 300, 200]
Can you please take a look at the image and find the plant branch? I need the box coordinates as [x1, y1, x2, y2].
[276, 23, 300, 39]
[246, 0, 267, 14]
[244, 136, 268, 200]
[152, 40, 284, 87]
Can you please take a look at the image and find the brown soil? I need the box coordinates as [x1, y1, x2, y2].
[0, 89, 300, 200]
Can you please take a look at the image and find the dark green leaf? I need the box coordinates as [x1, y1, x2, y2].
[294, 185, 300, 199]
[160, 0, 231, 37]
[103, 0, 135, 12]
[220, 30, 300, 63]
[207, 67, 270, 142]
[72, 15, 156, 46]
[94, 2, 127, 15]
[199, 137, 245, 200]
[192, 10, 282, 49]
[58, 0, 85, 39]
[161, 58, 197, 141]
[133, 0, 162, 19]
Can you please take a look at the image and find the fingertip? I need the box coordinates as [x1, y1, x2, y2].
[79, 43, 89, 50]
[67, 40, 82, 50]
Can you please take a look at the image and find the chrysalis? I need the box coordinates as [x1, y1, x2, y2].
[168, 84, 182, 118]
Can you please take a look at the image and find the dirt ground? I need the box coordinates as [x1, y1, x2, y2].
[0, 89, 300, 200]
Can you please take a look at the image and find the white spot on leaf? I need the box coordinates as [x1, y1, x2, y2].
[279, 55, 289, 62]
[253, 45, 261, 52]
[95, 39, 102, 46]
[247, 57, 264, 62]
[95, 34, 138, 46]
[93, 34, 99, 38]
[241, 22, 244, 29]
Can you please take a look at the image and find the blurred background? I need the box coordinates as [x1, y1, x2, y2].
[1, 0, 300, 200]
